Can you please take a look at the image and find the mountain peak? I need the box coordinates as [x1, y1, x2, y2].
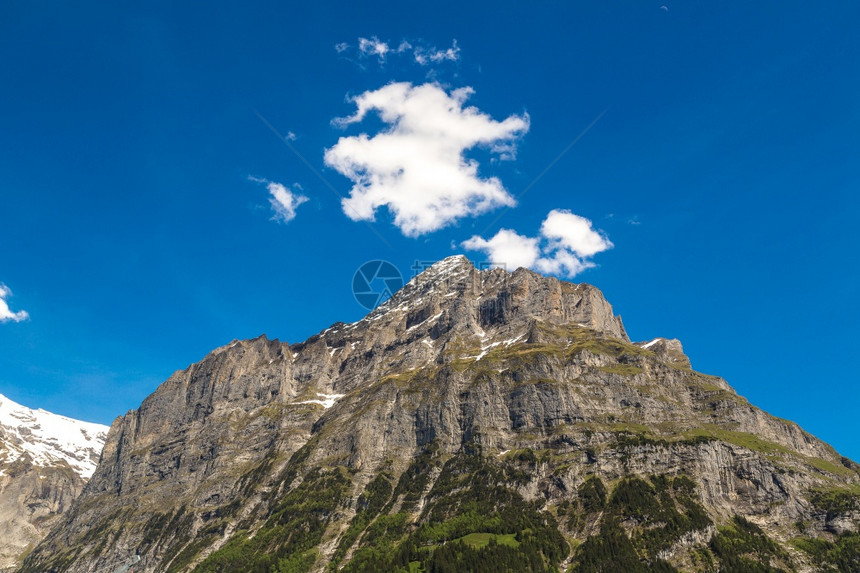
[357, 255, 627, 342]
[399, 254, 476, 292]
[423, 254, 473, 274]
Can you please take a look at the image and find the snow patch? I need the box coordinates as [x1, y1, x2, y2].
[295, 393, 345, 409]
[641, 338, 662, 349]
[468, 332, 527, 361]
[503, 333, 526, 346]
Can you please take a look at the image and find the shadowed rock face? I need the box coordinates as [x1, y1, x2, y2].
[21, 256, 860, 573]
[0, 462, 86, 572]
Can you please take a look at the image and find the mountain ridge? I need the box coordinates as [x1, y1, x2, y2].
[19, 256, 860, 572]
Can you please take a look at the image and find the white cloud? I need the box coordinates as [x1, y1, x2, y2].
[249, 176, 308, 223]
[414, 40, 460, 65]
[462, 229, 540, 271]
[462, 209, 612, 278]
[325, 82, 529, 237]
[358, 36, 390, 61]
[533, 248, 595, 277]
[540, 209, 613, 258]
[0, 284, 29, 323]
[268, 183, 308, 223]
[337, 37, 461, 67]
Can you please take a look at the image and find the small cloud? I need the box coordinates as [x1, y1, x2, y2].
[660, 5, 669, 11]
[285, 131, 297, 141]
[336, 37, 461, 68]
[540, 209, 613, 258]
[324, 82, 529, 237]
[462, 209, 612, 278]
[0, 284, 29, 323]
[248, 176, 308, 223]
[268, 183, 309, 223]
[358, 36, 390, 61]
[414, 40, 460, 66]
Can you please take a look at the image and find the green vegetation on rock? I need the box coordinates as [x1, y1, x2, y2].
[338, 451, 569, 572]
[568, 475, 713, 572]
[194, 466, 352, 573]
[792, 532, 860, 572]
[809, 485, 860, 517]
[709, 516, 790, 572]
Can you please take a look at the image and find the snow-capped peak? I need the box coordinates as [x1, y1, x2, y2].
[0, 393, 109, 480]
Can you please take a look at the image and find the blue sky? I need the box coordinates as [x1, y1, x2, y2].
[1, 2, 858, 459]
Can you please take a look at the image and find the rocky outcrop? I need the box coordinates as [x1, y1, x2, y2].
[20, 256, 860, 573]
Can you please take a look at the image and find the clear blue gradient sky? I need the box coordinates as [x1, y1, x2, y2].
[1, 2, 858, 459]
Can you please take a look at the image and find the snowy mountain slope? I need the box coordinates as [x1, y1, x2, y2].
[0, 393, 108, 479]
[0, 394, 109, 571]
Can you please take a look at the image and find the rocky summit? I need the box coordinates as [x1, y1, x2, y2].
[19, 256, 860, 572]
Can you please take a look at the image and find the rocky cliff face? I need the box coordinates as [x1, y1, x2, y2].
[20, 256, 860, 572]
[0, 395, 108, 571]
